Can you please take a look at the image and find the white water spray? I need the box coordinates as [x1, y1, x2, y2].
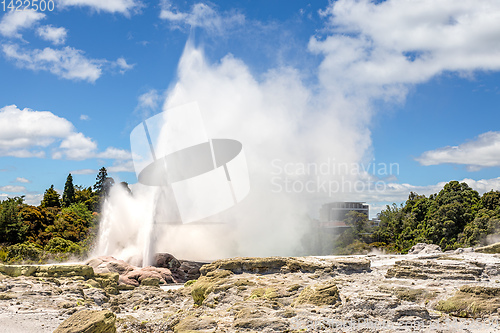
[93, 41, 375, 262]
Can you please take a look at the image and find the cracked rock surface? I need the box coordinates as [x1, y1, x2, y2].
[2, 248, 500, 332]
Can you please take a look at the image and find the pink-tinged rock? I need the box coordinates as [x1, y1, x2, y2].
[85, 254, 203, 287]
[86, 256, 134, 275]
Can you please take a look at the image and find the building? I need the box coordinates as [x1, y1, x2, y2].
[319, 202, 369, 229]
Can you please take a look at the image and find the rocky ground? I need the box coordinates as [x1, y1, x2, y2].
[2, 244, 500, 332]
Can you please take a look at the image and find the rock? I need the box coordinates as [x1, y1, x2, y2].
[0, 292, 15, 300]
[86, 255, 204, 287]
[36, 265, 94, 278]
[124, 266, 173, 286]
[0, 264, 37, 277]
[200, 257, 292, 275]
[233, 307, 288, 331]
[95, 272, 119, 294]
[141, 277, 160, 287]
[54, 309, 116, 333]
[84, 279, 101, 289]
[200, 256, 370, 276]
[86, 256, 134, 275]
[84, 288, 109, 306]
[0, 263, 94, 278]
[386, 259, 483, 280]
[174, 315, 217, 332]
[475, 242, 500, 254]
[190, 269, 233, 305]
[393, 304, 430, 321]
[154, 253, 181, 270]
[453, 247, 474, 254]
[171, 260, 205, 282]
[331, 257, 371, 273]
[408, 243, 442, 255]
[435, 285, 500, 318]
[293, 281, 341, 306]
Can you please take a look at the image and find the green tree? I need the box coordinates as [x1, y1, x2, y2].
[45, 202, 93, 243]
[74, 185, 98, 212]
[345, 211, 369, 235]
[40, 185, 61, 208]
[374, 203, 404, 245]
[94, 167, 114, 196]
[481, 190, 500, 212]
[0, 197, 26, 244]
[62, 173, 75, 208]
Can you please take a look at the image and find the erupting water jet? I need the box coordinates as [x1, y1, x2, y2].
[128, 102, 250, 266]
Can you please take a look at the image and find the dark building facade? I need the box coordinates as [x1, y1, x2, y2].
[319, 202, 369, 228]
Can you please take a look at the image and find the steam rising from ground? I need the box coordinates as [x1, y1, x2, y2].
[94, 41, 371, 262]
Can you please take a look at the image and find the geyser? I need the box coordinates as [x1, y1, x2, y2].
[94, 41, 373, 263]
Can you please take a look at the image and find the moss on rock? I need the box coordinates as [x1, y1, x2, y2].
[54, 309, 116, 333]
[435, 285, 500, 318]
[475, 242, 500, 254]
[293, 281, 340, 307]
[190, 269, 233, 306]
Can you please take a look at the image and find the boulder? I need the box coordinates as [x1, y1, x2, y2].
[124, 266, 173, 286]
[154, 253, 181, 270]
[293, 281, 341, 306]
[84, 288, 109, 306]
[85, 255, 200, 286]
[141, 277, 160, 287]
[407, 243, 442, 255]
[86, 256, 134, 275]
[54, 309, 116, 333]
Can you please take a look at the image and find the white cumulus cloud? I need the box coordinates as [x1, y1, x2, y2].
[160, 1, 244, 34]
[311, 0, 500, 100]
[113, 57, 135, 74]
[0, 10, 45, 38]
[57, 0, 142, 15]
[0, 104, 73, 156]
[36, 25, 68, 45]
[2, 44, 103, 82]
[416, 132, 500, 170]
[0, 104, 133, 166]
[2, 44, 135, 82]
[0, 185, 27, 193]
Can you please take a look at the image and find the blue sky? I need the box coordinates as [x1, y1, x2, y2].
[1, 0, 500, 218]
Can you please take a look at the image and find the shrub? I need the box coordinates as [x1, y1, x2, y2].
[44, 237, 82, 255]
[0, 247, 7, 262]
[6, 241, 43, 263]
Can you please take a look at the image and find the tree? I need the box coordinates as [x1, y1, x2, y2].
[74, 186, 98, 212]
[0, 197, 26, 244]
[94, 167, 107, 195]
[62, 174, 75, 208]
[481, 190, 500, 212]
[40, 185, 61, 208]
[94, 167, 114, 197]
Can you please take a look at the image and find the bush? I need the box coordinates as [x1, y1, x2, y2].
[334, 240, 371, 255]
[0, 247, 7, 262]
[6, 241, 43, 263]
[44, 237, 82, 255]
